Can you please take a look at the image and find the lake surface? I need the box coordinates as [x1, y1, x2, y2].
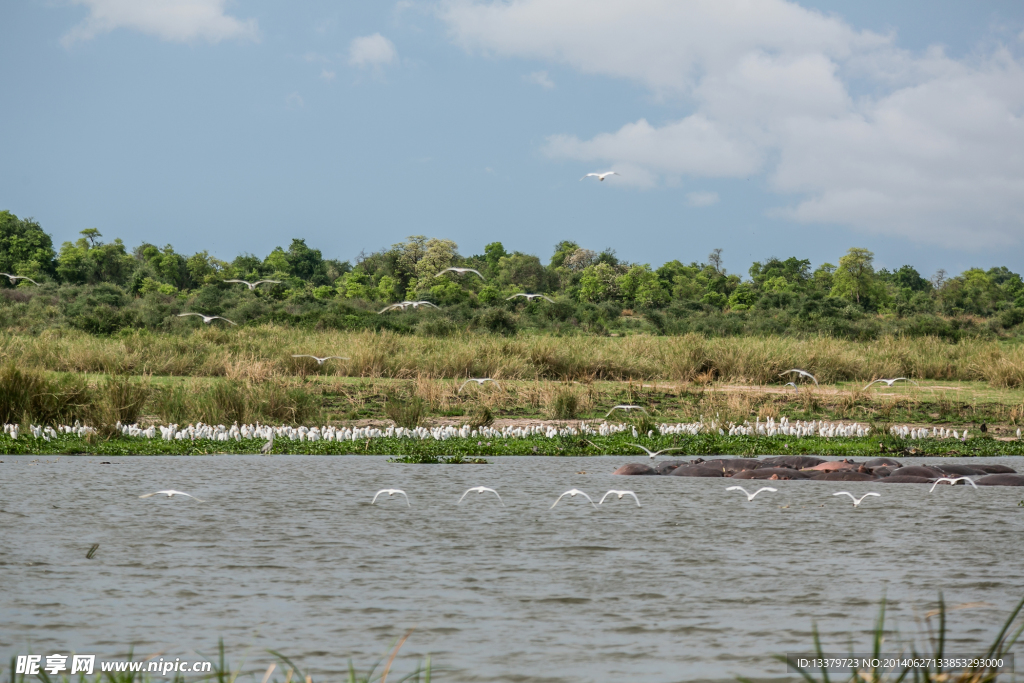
[2, 455, 1023, 682]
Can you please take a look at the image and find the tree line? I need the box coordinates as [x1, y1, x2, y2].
[2, 209, 1023, 339]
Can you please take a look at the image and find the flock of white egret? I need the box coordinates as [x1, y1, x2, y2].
[6, 417, 1013, 444]
[137, 479, 982, 509]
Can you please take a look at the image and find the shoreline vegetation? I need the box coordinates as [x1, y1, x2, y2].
[2, 432, 1023, 458]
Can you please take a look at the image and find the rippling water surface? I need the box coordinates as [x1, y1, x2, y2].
[2, 455, 1023, 682]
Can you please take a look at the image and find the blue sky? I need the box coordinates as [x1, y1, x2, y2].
[2, 0, 1024, 278]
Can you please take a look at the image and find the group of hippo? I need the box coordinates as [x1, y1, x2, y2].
[612, 455, 1024, 486]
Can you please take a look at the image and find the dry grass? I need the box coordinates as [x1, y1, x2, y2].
[2, 326, 1024, 387]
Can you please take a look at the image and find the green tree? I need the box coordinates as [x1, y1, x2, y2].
[616, 264, 667, 308]
[484, 242, 508, 277]
[495, 253, 547, 293]
[832, 248, 877, 305]
[0, 211, 56, 281]
[578, 263, 619, 303]
[56, 230, 134, 285]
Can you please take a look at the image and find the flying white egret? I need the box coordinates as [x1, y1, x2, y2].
[139, 490, 204, 502]
[224, 279, 281, 290]
[726, 486, 777, 501]
[177, 313, 236, 325]
[436, 267, 485, 280]
[929, 477, 979, 493]
[598, 490, 640, 507]
[458, 486, 504, 506]
[506, 293, 555, 303]
[411, 301, 438, 308]
[605, 405, 648, 417]
[372, 489, 410, 506]
[580, 172, 619, 182]
[784, 382, 799, 392]
[292, 355, 349, 365]
[864, 378, 919, 390]
[833, 491, 880, 507]
[458, 378, 499, 392]
[550, 489, 597, 509]
[780, 369, 818, 385]
[1, 273, 40, 285]
[626, 443, 684, 460]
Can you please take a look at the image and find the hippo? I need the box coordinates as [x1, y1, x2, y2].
[731, 467, 810, 480]
[655, 461, 686, 475]
[808, 471, 876, 481]
[864, 457, 903, 467]
[879, 475, 935, 484]
[889, 465, 943, 479]
[701, 458, 763, 475]
[972, 464, 1018, 474]
[974, 473, 1024, 487]
[806, 461, 856, 472]
[669, 465, 725, 478]
[870, 466, 899, 477]
[612, 463, 658, 476]
[933, 464, 988, 476]
[760, 456, 825, 469]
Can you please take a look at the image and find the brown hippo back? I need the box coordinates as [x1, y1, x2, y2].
[889, 465, 943, 479]
[975, 473, 1024, 486]
[612, 463, 658, 476]
[809, 471, 876, 481]
[670, 465, 725, 478]
[760, 456, 825, 469]
[933, 464, 988, 476]
[701, 458, 763, 475]
[880, 475, 935, 484]
[731, 467, 810, 480]
[972, 464, 1018, 474]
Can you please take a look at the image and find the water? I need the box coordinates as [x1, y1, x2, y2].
[2, 455, 1022, 682]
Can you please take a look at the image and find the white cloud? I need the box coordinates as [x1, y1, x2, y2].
[320, 68, 336, 81]
[348, 33, 399, 68]
[285, 92, 304, 109]
[62, 0, 258, 46]
[687, 191, 720, 207]
[443, 0, 1024, 248]
[524, 70, 555, 89]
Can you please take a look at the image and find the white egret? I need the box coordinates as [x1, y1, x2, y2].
[550, 489, 596, 509]
[864, 378, 919, 390]
[292, 355, 349, 365]
[833, 491, 880, 507]
[598, 490, 640, 507]
[224, 279, 281, 290]
[726, 486, 777, 501]
[177, 313, 236, 325]
[780, 369, 818, 385]
[372, 489, 410, 506]
[626, 443, 684, 460]
[929, 477, 979, 493]
[1, 273, 40, 285]
[139, 490, 204, 502]
[605, 405, 648, 417]
[506, 293, 555, 303]
[458, 378, 500, 392]
[580, 172, 619, 182]
[458, 486, 504, 506]
[436, 267, 485, 280]
[784, 382, 799, 392]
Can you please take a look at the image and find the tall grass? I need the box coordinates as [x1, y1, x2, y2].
[1, 327, 1022, 386]
[151, 380, 321, 425]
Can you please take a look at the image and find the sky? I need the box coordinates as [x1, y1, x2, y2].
[2, 0, 1024, 279]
